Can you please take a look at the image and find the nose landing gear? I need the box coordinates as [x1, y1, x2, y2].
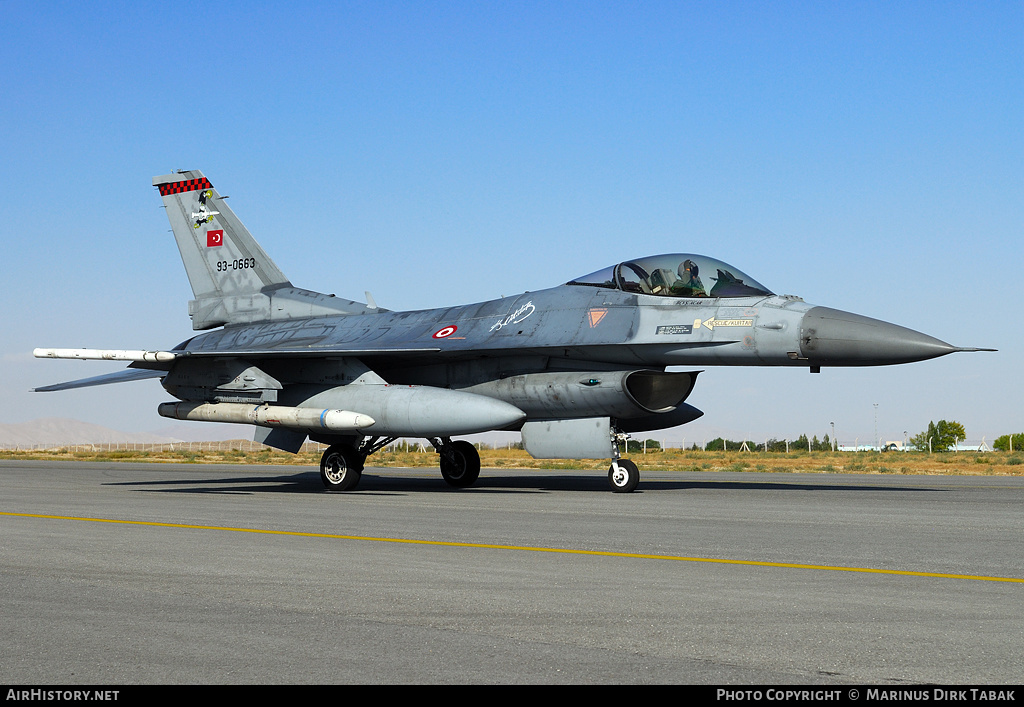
[608, 458, 639, 493]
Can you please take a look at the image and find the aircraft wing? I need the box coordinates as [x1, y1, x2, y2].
[33, 367, 167, 392]
[34, 346, 443, 362]
[177, 347, 446, 357]
[31, 346, 443, 393]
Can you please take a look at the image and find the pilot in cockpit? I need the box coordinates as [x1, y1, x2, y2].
[671, 259, 707, 297]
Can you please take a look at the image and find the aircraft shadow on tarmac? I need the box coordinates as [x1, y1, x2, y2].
[105, 468, 935, 496]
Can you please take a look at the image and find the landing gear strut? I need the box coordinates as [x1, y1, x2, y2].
[607, 425, 640, 493]
[432, 438, 481, 488]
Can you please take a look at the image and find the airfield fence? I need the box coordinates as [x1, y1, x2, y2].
[0, 438, 1003, 453]
[0, 440, 317, 453]
[0, 439, 489, 454]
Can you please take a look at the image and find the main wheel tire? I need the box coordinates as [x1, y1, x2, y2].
[440, 440, 481, 488]
[320, 444, 362, 492]
[608, 458, 639, 493]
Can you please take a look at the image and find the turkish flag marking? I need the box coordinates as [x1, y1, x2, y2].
[207, 230, 224, 247]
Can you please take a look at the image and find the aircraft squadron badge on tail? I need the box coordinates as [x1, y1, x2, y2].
[33, 171, 995, 493]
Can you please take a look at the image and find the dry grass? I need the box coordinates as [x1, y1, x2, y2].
[2, 445, 1022, 476]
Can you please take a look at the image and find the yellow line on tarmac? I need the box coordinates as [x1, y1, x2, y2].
[3, 511, 1023, 584]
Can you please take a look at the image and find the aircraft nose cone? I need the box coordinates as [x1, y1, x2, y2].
[799, 306, 957, 366]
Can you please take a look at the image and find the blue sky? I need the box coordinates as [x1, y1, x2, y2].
[2, 1, 1020, 446]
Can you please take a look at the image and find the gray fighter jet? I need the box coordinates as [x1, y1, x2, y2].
[34, 171, 993, 492]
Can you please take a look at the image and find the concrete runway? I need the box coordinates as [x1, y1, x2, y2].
[2, 459, 1022, 684]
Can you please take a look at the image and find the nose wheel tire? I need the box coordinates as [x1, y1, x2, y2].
[320, 444, 362, 492]
[608, 459, 639, 493]
[440, 440, 481, 488]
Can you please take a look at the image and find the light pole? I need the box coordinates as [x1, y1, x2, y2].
[873, 403, 879, 452]
[830, 421, 836, 452]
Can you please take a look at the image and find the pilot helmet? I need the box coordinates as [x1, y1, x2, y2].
[679, 259, 699, 279]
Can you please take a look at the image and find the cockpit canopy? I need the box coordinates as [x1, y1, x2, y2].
[566, 253, 773, 299]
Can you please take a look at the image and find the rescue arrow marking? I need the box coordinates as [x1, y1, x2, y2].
[694, 317, 754, 331]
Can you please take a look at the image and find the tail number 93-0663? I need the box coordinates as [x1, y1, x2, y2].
[216, 258, 257, 272]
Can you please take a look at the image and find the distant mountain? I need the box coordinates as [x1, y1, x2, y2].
[0, 418, 242, 447]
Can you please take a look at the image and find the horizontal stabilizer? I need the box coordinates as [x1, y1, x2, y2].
[33, 368, 166, 392]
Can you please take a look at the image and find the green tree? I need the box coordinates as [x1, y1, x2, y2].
[625, 439, 662, 453]
[910, 420, 966, 451]
[809, 435, 832, 452]
[707, 437, 726, 451]
[993, 433, 1024, 452]
[705, 437, 754, 451]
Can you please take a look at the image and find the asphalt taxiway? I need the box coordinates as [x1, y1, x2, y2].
[2, 460, 1022, 684]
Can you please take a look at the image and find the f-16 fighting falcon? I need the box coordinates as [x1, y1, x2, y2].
[33, 171, 993, 492]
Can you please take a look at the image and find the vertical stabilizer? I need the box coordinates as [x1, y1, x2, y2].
[154, 170, 290, 301]
[154, 170, 374, 330]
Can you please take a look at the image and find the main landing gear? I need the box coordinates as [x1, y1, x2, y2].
[319, 443, 366, 492]
[318, 437, 482, 492]
[431, 438, 481, 488]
